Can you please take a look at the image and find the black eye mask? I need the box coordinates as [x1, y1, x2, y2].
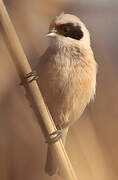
[56, 23, 84, 40]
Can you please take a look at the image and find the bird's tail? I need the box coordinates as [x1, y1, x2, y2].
[45, 146, 59, 176]
[45, 127, 68, 176]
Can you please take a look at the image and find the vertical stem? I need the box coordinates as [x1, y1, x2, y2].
[0, 1, 78, 179]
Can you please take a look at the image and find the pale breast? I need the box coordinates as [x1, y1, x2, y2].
[37, 57, 96, 128]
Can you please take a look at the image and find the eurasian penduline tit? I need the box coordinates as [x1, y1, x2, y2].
[35, 13, 97, 176]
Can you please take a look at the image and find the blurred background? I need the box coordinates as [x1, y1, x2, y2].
[0, 0, 118, 179]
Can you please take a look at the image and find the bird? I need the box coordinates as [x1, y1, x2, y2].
[35, 13, 97, 176]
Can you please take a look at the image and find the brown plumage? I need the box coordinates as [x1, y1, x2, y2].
[36, 13, 97, 176]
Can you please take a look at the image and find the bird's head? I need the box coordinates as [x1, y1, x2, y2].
[47, 13, 90, 49]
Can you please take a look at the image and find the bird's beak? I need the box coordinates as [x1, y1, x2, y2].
[47, 32, 57, 38]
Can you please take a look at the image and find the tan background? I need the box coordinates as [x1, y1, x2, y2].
[0, 0, 118, 179]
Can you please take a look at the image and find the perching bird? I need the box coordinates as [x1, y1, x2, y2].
[36, 13, 97, 176]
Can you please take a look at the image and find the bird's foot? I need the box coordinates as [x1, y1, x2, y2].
[46, 129, 63, 144]
[20, 71, 39, 85]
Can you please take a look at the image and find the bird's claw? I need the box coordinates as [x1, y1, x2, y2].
[20, 71, 39, 85]
[46, 129, 63, 144]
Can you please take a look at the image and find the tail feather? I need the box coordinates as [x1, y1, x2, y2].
[45, 146, 58, 176]
[45, 128, 69, 176]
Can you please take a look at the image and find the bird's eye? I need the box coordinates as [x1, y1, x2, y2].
[56, 23, 84, 40]
[62, 26, 69, 33]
